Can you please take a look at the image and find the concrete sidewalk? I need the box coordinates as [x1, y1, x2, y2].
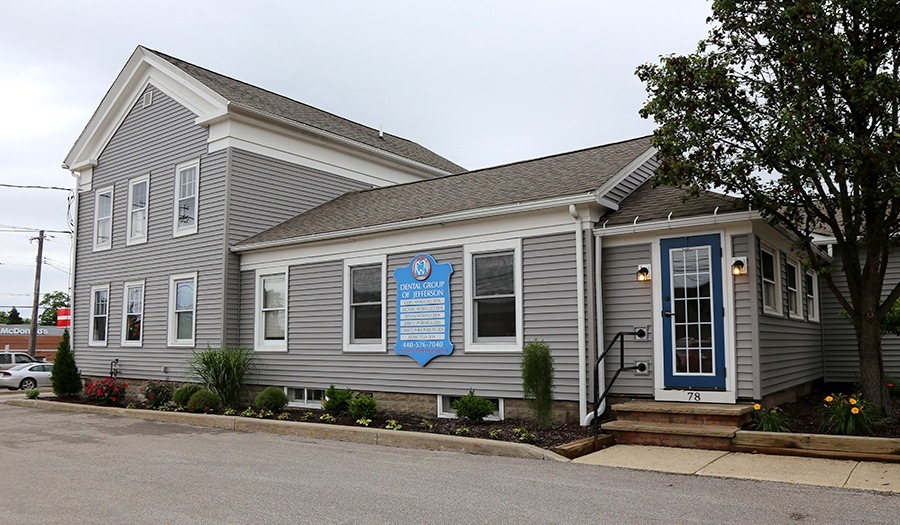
[575, 444, 900, 493]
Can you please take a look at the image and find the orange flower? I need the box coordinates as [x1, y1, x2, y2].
[754, 403, 761, 411]
[824, 396, 834, 403]
[851, 407, 860, 414]
[849, 398, 857, 405]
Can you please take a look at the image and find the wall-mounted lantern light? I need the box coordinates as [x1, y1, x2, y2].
[731, 257, 747, 276]
[636, 264, 651, 282]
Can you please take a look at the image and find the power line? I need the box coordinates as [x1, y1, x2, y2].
[0, 183, 72, 192]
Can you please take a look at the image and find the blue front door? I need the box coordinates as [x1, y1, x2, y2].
[660, 234, 726, 390]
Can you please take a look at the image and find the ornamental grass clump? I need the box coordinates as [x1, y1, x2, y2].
[188, 346, 254, 409]
[521, 340, 555, 429]
[821, 393, 874, 436]
[750, 402, 790, 433]
[255, 386, 289, 412]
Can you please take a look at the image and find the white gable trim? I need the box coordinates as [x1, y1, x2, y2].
[64, 47, 227, 173]
[593, 146, 658, 201]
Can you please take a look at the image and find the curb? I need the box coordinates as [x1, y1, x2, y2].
[4, 399, 569, 462]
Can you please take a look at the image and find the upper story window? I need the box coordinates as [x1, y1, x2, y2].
[173, 160, 199, 237]
[805, 271, 819, 322]
[94, 186, 113, 251]
[89, 284, 109, 347]
[786, 258, 802, 318]
[126, 175, 150, 245]
[464, 239, 523, 352]
[761, 247, 781, 315]
[256, 270, 287, 351]
[343, 256, 386, 352]
[122, 281, 145, 346]
[168, 272, 197, 347]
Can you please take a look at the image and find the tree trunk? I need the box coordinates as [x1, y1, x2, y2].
[858, 314, 893, 416]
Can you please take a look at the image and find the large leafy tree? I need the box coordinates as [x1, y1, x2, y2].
[39, 291, 70, 326]
[637, 0, 899, 414]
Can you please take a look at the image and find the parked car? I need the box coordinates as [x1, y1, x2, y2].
[0, 352, 43, 370]
[0, 363, 53, 390]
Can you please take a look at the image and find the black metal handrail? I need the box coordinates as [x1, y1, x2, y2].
[592, 330, 647, 440]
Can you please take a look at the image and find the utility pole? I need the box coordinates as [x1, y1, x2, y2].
[28, 230, 44, 357]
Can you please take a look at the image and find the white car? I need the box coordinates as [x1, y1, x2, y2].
[0, 363, 53, 390]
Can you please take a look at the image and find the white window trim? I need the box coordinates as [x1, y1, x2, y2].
[172, 159, 200, 237]
[255, 268, 288, 352]
[286, 387, 324, 409]
[126, 174, 150, 246]
[785, 257, 803, 319]
[760, 245, 782, 315]
[88, 284, 110, 347]
[93, 186, 114, 252]
[121, 280, 145, 347]
[805, 270, 820, 322]
[463, 239, 523, 352]
[168, 272, 197, 347]
[342, 255, 387, 353]
[437, 394, 504, 421]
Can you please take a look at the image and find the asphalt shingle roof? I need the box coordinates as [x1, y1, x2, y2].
[148, 48, 465, 174]
[599, 183, 745, 227]
[237, 136, 654, 248]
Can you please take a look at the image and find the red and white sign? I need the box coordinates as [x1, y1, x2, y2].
[57, 308, 71, 327]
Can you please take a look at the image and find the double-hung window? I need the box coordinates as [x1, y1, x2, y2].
[760, 247, 781, 314]
[256, 270, 287, 351]
[168, 272, 197, 346]
[94, 186, 113, 251]
[805, 271, 819, 321]
[343, 256, 386, 352]
[89, 285, 109, 346]
[126, 175, 150, 245]
[173, 160, 199, 237]
[464, 240, 523, 352]
[786, 258, 802, 318]
[122, 281, 145, 346]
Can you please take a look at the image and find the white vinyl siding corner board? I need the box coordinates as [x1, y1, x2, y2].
[126, 174, 150, 246]
[168, 272, 197, 347]
[173, 159, 200, 237]
[255, 268, 288, 352]
[89, 284, 110, 347]
[121, 280, 145, 347]
[342, 255, 387, 353]
[93, 186, 114, 251]
[463, 239, 523, 352]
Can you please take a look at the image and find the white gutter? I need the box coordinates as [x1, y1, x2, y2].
[208, 102, 457, 178]
[595, 209, 764, 237]
[234, 193, 598, 253]
[569, 205, 589, 425]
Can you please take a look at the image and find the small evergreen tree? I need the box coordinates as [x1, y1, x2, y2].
[521, 340, 555, 429]
[7, 307, 24, 325]
[51, 329, 82, 397]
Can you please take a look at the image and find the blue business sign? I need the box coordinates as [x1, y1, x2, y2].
[394, 253, 453, 366]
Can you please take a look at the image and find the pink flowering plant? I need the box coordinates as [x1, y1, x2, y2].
[141, 379, 174, 409]
[84, 377, 129, 406]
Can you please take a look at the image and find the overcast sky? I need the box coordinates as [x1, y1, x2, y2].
[0, 0, 712, 319]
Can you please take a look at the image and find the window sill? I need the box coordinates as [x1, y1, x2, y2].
[121, 341, 143, 348]
[173, 228, 197, 238]
[168, 341, 195, 348]
[343, 343, 386, 353]
[88, 342, 109, 348]
[254, 345, 287, 353]
[464, 344, 522, 353]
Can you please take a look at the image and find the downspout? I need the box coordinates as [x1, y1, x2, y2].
[586, 233, 606, 425]
[569, 205, 588, 425]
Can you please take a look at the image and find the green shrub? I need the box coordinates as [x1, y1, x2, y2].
[84, 378, 128, 406]
[25, 389, 40, 399]
[821, 392, 874, 436]
[750, 402, 790, 432]
[521, 339, 555, 429]
[186, 389, 222, 414]
[173, 384, 203, 407]
[348, 394, 378, 420]
[188, 346, 255, 408]
[255, 387, 289, 412]
[322, 384, 353, 416]
[51, 329, 82, 397]
[453, 390, 495, 423]
[141, 379, 174, 409]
